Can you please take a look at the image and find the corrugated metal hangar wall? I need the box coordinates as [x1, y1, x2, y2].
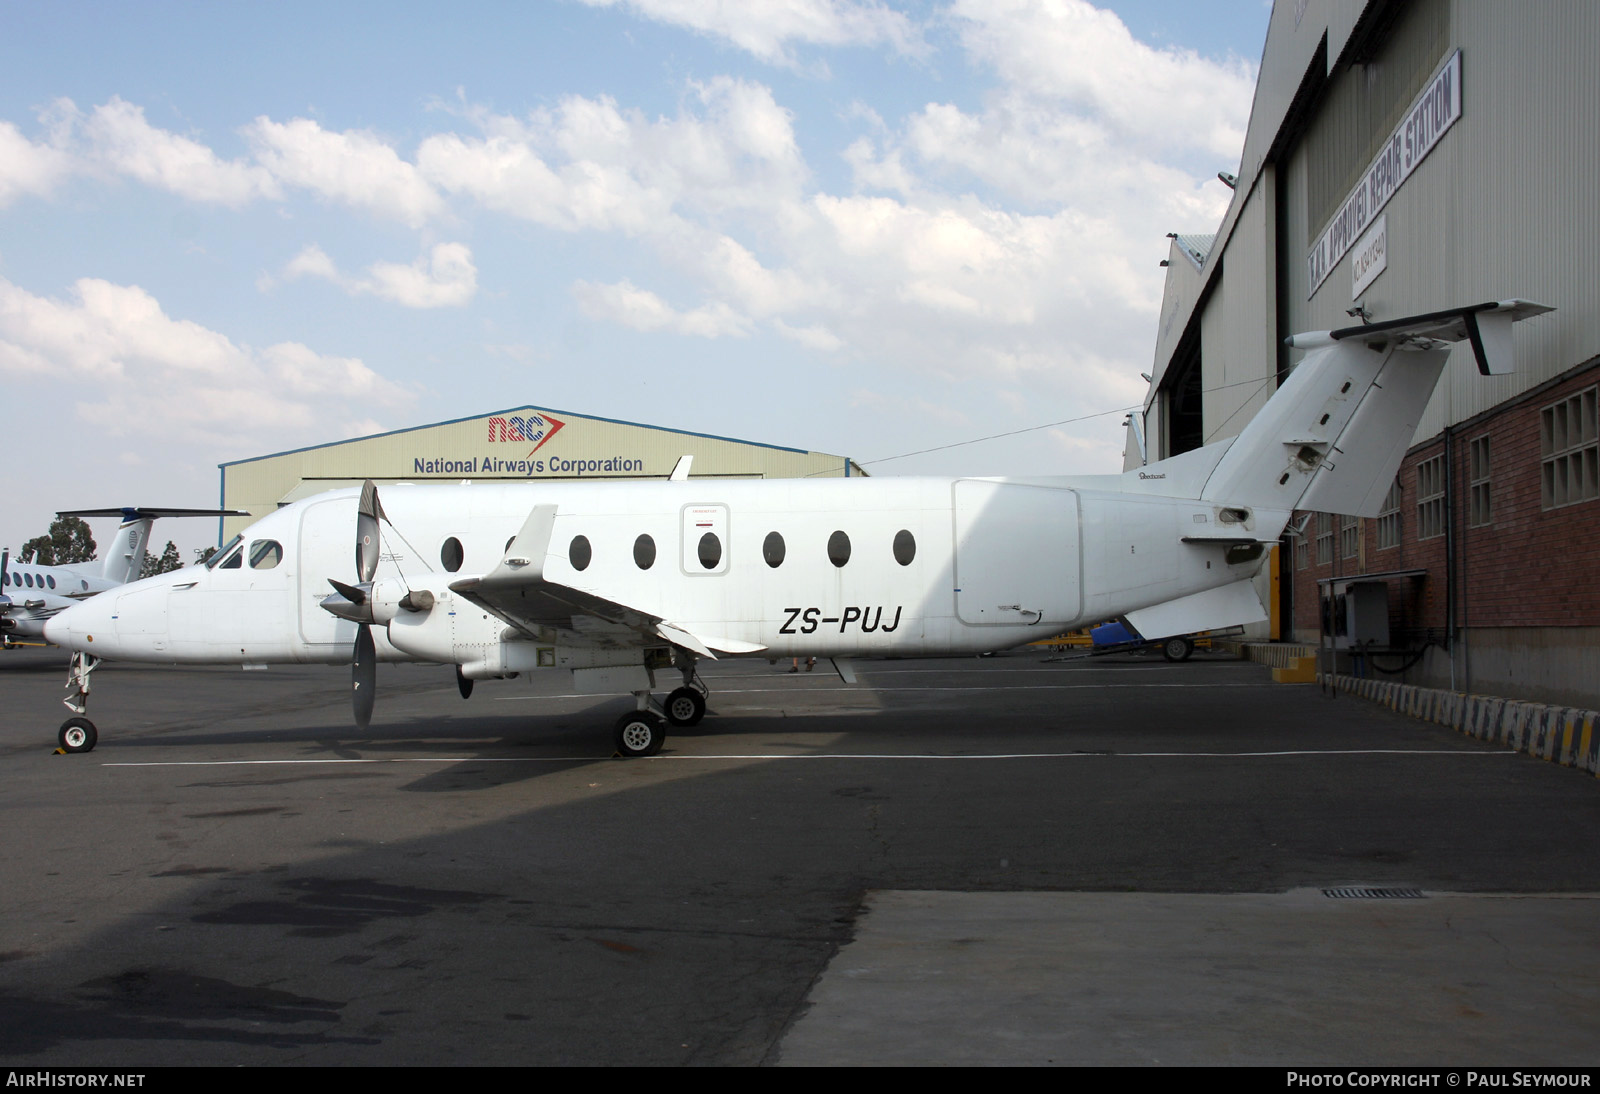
[220, 406, 862, 543]
[1139, 0, 1600, 706]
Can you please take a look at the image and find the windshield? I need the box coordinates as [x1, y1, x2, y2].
[205, 534, 244, 570]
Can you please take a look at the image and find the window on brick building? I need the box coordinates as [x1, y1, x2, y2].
[1469, 435, 1492, 526]
[1540, 386, 1598, 510]
[1417, 455, 1446, 540]
[1339, 514, 1360, 559]
[1296, 533, 1309, 570]
[1315, 512, 1333, 565]
[1376, 479, 1402, 549]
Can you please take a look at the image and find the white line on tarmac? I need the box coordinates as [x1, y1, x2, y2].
[101, 749, 1516, 768]
[494, 683, 1263, 701]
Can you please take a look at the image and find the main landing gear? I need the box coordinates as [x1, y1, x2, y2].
[612, 654, 711, 757]
[57, 652, 100, 753]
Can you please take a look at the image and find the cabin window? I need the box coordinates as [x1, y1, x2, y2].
[697, 532, 722, 570]
[441, 537, 465, 572]
[893, 529, 915, 566]
[570, 535, 593, 572]
[3, 571, 9, 585]
[249, 540, 283, 570]
[46, 575, 56, 589]
[504, 536, 516, 554]
[634, 534, 656, 570]
[762, 531, 785, 568]
[24, 572, 33, 588]
[827, 530, 851, 567]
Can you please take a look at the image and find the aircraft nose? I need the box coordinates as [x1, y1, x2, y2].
[43, 596, 112, 653]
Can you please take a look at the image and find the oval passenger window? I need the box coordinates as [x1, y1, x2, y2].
[441, 537, 464, 573]
[893, 529, 916, 566]
[763, 531, 785, 568]
[634, 534, 656, 570]
[827, 530, 851, 568]
[570, 535, 592, 572]
[698, 532, 722, 570]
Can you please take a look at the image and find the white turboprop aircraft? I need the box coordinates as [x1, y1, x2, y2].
[42, 301, 1552, 756]
[2, 508, 245, 644]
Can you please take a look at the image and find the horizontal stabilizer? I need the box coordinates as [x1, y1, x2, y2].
[1123, 578, 1266, 640]
[1285, 299, 1551, 375]
[59, 507, 251, 522]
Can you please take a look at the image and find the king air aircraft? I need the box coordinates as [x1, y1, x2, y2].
[3, 508, 243, 645]
[42, 301, 1551, 756]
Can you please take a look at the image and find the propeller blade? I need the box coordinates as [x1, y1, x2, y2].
[456, 665, 474, 700]
[357, 480, 385, 583]
[352, 625, 376, 729]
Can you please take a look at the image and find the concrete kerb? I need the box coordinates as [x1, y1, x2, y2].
[1318, 671, 1600, 777]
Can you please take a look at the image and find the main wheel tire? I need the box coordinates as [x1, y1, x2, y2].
[1161, 636, 1194, 662]
[614, 711, 666, 758]
[59, 717, 98, 753]
[664, 686, 707, 727]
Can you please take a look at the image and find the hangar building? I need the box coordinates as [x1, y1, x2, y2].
[1135, 0, 1600, 706]
[220, 405, 863, 542]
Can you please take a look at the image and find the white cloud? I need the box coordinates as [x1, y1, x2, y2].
[573, 279, 753, 339]
[950, 0, 1256, 161]
[284, 243, 340, 282]
[361, 243, 478, 308]
[0, 276, 409, 446]
[773, 318, 843, 352]
[84, 97, 280, 207]
[577, 0, 927, 66]
[417, 78, 805, 232]
[243, 116, 443, 226]
[281, 242, 478, 308]
[0, 117, 74, 207]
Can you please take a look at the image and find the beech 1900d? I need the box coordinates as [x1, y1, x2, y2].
[42, 301, 1552, 757]
[3, 508, 245, 645]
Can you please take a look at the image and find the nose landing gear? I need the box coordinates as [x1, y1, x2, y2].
[57, 652, 100, 753]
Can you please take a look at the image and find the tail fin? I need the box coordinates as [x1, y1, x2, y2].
[1198, 299, 1551, 518]
[97, 512, 154, 584]
[57, 506, 252, 586]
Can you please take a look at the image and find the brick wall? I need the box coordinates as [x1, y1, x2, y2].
[1289, 359, 1600, 640]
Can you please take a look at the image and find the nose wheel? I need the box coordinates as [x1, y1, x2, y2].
[58, 716, 97, 754]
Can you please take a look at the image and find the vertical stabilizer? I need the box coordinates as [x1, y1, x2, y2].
[1198, 299, 1551, 519]
[99, 510, 154, 584]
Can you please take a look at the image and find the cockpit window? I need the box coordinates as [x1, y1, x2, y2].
[249, 540, 283, 570]
[206, 534, 244, 570]
[219, 548, 242, 569]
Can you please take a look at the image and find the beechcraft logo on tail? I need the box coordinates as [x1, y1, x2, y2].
[486, 413, 566, 456]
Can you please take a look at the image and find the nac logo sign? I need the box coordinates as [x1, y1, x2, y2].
[487, 413, 566, 454]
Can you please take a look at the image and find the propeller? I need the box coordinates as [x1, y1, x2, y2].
[317, 481, 386, 729]
[317, 482, 440, 728]
[1, 549, 12, 615]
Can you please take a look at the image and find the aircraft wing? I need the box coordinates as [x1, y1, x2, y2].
[447, 505, 766, 658]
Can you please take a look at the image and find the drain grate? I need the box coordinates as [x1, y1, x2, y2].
[1322, 887, 1426, 900]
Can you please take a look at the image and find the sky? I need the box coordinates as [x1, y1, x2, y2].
[0, 0, 1271, 562]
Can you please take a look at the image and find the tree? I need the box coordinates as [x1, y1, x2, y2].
[22, 516, 95, 565]
[140, 540, 183, 578]
[193, 545, 218, 566]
